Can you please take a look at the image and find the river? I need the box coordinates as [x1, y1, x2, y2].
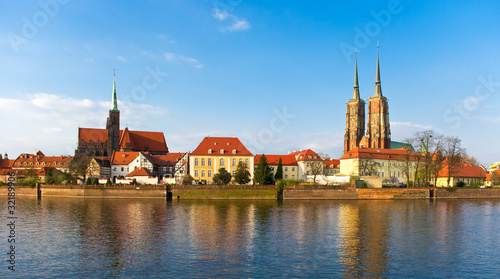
[1, 197, 500, 278]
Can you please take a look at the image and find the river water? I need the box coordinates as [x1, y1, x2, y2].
[1, 197, 500, 278]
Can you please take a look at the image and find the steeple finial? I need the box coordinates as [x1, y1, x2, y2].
[111, 70, 118, 112]
[374, 45, 383, 97]
[352, 50, 360, 100]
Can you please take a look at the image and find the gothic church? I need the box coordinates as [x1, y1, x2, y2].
[344, 48, 391, 154]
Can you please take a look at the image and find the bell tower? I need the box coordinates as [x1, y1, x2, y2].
[106, 72, 120, 156]
[366, 47, 391, 149]
[344, 53, 365, 153]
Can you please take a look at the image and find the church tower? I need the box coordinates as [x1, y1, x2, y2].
[344, 53, 366, 153]
[106, 73, 120, 156]
[365, 47, 391, 149]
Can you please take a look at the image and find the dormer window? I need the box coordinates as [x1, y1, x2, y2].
[214, 142, 217, 145]
[227, 143, 230, 146]
[232, 149, 236, 154]
[220, 149, 224, 154]
[208, 149, 212, 154]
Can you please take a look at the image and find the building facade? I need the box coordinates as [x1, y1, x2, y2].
[190, 137, 254, 184]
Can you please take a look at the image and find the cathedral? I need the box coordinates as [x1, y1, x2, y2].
[344, 48, 391, 154]
[76, 75, 169, 157]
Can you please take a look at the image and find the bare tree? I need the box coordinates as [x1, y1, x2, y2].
[358, 157, 380, 176]
[442, 136, 465, 187]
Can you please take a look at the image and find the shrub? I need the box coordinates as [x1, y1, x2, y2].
[276, 180, 284, 193]
[455, 181, 466, 187]
[361, 182, 368, 188]
[106, 178, 112, 185]
[283, 179, 300, 186]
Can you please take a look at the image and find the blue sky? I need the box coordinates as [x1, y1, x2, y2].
[0, 0, 499, 165]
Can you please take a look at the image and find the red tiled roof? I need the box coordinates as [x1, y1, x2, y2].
[13, 151, 72, 168]
[438, 162, 488, 178]
[119, 128, 168, 153]
[485, 170, 499, 181]
[111, 151, 140, 165]
[340, 147, 421, 161]
[1, 159, 15, 169]
[323, 159, 340, 169]
[254, 154, 297, 166]
[78, 127, 168, 153]
[146, 152, 185, 166]
[191, 137, 253, 156]
[78, 128, 108, 143]
[126, 167, 153, 177]
[289, 149, 323, 161]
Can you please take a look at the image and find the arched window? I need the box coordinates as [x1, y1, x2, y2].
[245, 159, 249, 166]
[208, 158, 212, 166]
[201, 158, 205, 166]
[239, 159, 242, 164]
[194, 158, 199, 166]
[220, 158, 224, 167]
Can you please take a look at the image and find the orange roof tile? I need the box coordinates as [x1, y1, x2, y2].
[254, 154, 297, 166]
[289, 149, 323, 161]
[13, 151, 73, 169]
[111, 151, 140, 165]
[78, 128, 108, 143]
[340, 147, 421, 161]
[323, 159, 340, 169]
[438, 162, 488, 178]
[146, 152, 185, 166]
[191, 137, 253, 156]
[119, 128, 168, 153]
[126, 167, 153, 177]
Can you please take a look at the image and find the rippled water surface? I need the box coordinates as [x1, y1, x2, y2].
[1, 197, 500, 278]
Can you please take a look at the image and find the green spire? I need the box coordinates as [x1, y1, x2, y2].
[353, 51, 360, 100]
[111, 70, 118, 112]
[374, 45, 383, 97]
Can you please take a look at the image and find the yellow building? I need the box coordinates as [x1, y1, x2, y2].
[190, 137, 254, 184]
[339, 147, 421, 184]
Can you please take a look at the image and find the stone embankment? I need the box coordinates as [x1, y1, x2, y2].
[2, 185, 500, 200]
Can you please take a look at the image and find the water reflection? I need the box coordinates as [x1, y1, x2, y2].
[2, 198, 500, 278]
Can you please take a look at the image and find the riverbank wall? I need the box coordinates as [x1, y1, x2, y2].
[2, 185, 500, 200]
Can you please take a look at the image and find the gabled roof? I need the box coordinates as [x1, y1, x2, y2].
[126, 167, 153, 177]
[191, 137, 253, 156]
[78, 128, 108, 143]
[438, 162, 488, 178]
[13, 151, 73, 168]
[92, 158, 111, 168]
[340, 147, 421, 161]
[111, 151, 140, 165]
[254, 154, 298, 166]
[485, 170, 499, 181]
[146, 152, 185, 166]
[119, 128, 168, 153]
[323, 159, 340, 169]
[1, 158, 15, 169]
[78, 127, 168, 153]
[289, 149, 322, 161]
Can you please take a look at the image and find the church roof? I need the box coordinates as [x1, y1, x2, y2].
[191, 137, 253, 156]
[390, 141, 415, 151]
[78, 127, 168, 153]
[119, 128, 168, 153]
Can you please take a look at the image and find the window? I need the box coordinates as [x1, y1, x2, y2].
[195, 170, 199, 177]
[195, 158, 199, 166]
[382, 162, 385, 167]
[220, 149, 224, 154]
[245, 159, 249, 166]
[208, 158, 212, 166]
[232, 170, 236, 176]
[201, 170, 205, 177]
[285, 175, 288, 179]
[232, 149, 237, 154]
[121, 167, 124, 171]
[239, 159, 242, 164]
[220, 158, 224, 167]
[232, 159, 236, 166]
[201, 158, 205, 166]
[208, 149, 212, 154]
[208, 170, 212, 177]
[285, 167, 288, 171]
[382, 171, 385, 177]
[292, 167, 295, 171]
[398, 171, 401, 178]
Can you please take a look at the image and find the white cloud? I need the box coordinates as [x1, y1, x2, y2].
[117, 56, 127, 62]
[0, 93, 166, 157]
[163, 52, 203, 68]
[212, 8, 251, 32]
[390, 121, 434, 141]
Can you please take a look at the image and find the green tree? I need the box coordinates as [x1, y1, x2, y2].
[275, 158, 283, 180]
[234, 161, 251, 184]
[254, 155, 274, 185]
[69, 156, 91, 184]
[213, 168, 231, 185]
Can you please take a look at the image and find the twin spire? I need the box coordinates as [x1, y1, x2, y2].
[111, 70, 119, 112]
[352, 47, 383, 100]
